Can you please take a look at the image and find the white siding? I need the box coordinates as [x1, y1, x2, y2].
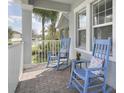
[8, 42, 23, 93]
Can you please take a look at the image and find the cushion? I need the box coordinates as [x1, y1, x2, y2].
[60, 48, 68, 57]
[88, 57, 104, 75]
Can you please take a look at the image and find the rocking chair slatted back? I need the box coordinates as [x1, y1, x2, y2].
[93, 38, 111, 69]
[61, 38, 71, 52]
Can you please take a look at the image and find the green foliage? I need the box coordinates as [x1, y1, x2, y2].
[33, 8, 58, 24]
[33, 8, 59, 40]
[32, 8, 60, 63]
[45, 25, 60, 40]
[32, 45, 39, 55]
[32, 41, 60, 63]
[8, 41, 13, 45]
[8, 27, 14, 39]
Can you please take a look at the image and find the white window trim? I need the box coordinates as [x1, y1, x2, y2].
[92, 22, 112, 28]
[76, 9, 87, 50]
[74, 2, 88, 53]
[73, 0, 116, 62]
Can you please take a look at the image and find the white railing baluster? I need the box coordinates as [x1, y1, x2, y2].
[53, 41, 54, 55]
[44, 40, 45, 62]
[43, 40, 44, 62]
[36, 40, 37, 63]
[35, 40, 36, 63]
[37, 40, 39, 63]
[37, 40, 38, 63]
[46, 40, 48, 61]
[41, 40, 42, 62]
[38, 41, 41, 63]
[50, 40, 51, 55]
[32, 40, 60, 63]
[55, 40, 56, 56]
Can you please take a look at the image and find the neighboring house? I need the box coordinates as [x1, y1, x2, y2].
[9, 30, 22, 42]
[32, 33, 41, 41]
[56, 12, 69, 38]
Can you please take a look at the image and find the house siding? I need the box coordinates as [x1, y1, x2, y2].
[69, 0, 116, 89]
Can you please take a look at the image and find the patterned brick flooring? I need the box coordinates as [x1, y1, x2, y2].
[15, 63, 78, 93]
[15, 63, 116, 93]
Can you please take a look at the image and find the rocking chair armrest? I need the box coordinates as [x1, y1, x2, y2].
[72, 59, 90, 66]
[71, 60, 90, 71]
[58, 52, 69, 56]
[85, 67, 103, 72]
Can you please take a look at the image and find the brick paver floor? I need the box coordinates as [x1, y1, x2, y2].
[15, 63, 78, 93]
[15, 63, 116, 93]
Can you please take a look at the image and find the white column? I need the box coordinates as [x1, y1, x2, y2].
[22, 5, 33, 65]
[86, 3, 91, 52]
[69, 11, 76, 59]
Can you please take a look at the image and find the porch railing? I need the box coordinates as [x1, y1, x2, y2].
[8, 42, 23, 93]
[32, 40, 61, 63]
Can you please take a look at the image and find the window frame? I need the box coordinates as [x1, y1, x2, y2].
[92, 0, 113, 26]
[76, 8, 87, 50]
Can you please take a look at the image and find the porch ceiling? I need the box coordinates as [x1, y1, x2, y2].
[49, 0, 74, 4]
[21, 0, 85, 12]
[22, 0, 72, 12]
[33, 0, 71, 12]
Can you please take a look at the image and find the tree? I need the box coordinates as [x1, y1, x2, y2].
[33, 8, 58, 40]
[33, 8, 58, 61]
[46, 24, 60, 40]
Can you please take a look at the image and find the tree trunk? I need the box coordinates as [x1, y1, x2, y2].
[53, 23, 56, 40]
[42, 16, 45, 40]
[51, 23, 56, 40]
[42, 16, 45, 62]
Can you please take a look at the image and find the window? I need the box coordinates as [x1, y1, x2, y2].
[76, 9, 86, 50]
[78, 30, 86, 49]
[93, 0, 112, 25]
[92, 0, 113, 55]
[78, 11, 86, 29]
[94, 25, 112, 39]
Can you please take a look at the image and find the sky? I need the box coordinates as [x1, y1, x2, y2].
[8, 0, 43, 34]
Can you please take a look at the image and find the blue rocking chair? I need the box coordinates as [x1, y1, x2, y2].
[68, 38, 111, 93]
[47, 38, 71, 70]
